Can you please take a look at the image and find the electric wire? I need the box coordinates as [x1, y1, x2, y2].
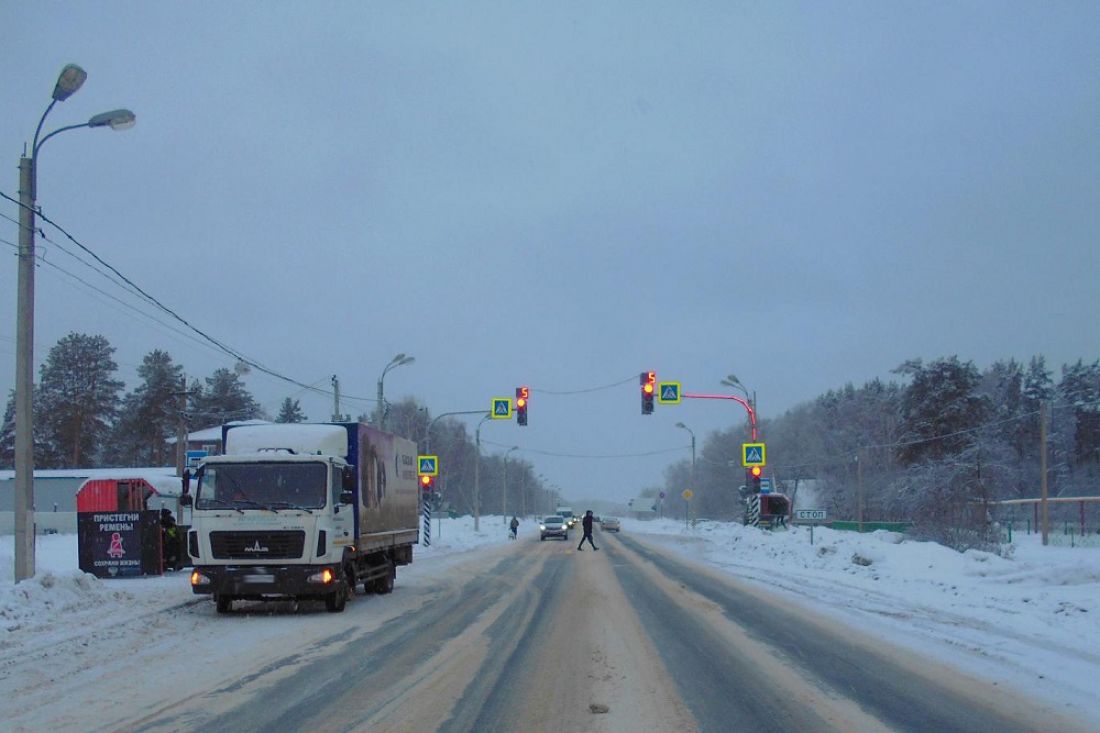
[0, 189, 376, 403]
[531, 375, 637, 395]
[482, 438, 689, 459]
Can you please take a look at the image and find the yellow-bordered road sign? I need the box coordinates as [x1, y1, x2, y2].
[742, 442, 766, 467]
[417, 455, 439, 476]
[658, 382, 682, 404]
[682, 489, 694, 501]
[491, 398, 513, 419]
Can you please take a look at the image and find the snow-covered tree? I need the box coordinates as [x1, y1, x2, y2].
[275, 398, 307, 423]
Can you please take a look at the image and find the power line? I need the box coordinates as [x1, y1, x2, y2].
[0, 189, 376, 404]
[482, 438, 689, 460]
[531, 375, 637, 395]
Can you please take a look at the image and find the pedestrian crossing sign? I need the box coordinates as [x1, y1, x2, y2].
[741, 442, 766, 467]
[417, 455, 439, 477]
[491, 398, 513, 419]
[657, 382, 681, 404]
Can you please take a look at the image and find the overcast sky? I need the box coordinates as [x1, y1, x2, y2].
[2, 2, 1098, 505]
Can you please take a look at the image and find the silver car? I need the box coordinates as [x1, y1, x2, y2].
[600, 517, 621, 532]
[540, 516, 569, 541]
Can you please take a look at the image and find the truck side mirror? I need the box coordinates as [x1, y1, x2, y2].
[180, 470, 192, 506]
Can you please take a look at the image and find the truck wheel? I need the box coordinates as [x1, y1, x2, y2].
[215, 595, 232, 614]
[325, 586, 347, 612]
[375, 566, 395, 595]
[345, 565, 358, 596]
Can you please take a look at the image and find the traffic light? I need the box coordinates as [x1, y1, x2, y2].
[516, 386, 529, 426]
[640, 371, 655, 415]
[750, 465, 762, 493]
[420, 474, 435, 493]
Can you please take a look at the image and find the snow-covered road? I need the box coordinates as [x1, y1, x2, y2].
[1, 517, 1098, 730]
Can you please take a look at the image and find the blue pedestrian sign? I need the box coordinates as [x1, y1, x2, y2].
[491, 398, 513, 419]
[741, 442, 766, 467]
[657, 382, 681, 405]
[417, 455, 439, 477]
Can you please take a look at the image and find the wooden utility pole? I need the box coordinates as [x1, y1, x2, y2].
[856, 450, 864, 533]
[176, 375, 187, 477]
[1040, 400, 1049, 546]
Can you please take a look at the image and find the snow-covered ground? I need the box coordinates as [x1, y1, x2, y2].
[624, 517, 1100, 725]
[2, 516, 1099, 726]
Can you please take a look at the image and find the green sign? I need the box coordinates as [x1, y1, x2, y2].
[658, 382, 681, 404]
[742, 442, 766, 467]
[491, 398, 513, 419]
[417, 455, 439, 476]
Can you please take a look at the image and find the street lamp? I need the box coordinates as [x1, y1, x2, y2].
[721, 373, 758, 439]
[14, 64, 135, 582]
[675, 421, 696, 486]
[474, 414, 491, 532]
[502, 445, 519, 524]
[376, 353, 414, 430]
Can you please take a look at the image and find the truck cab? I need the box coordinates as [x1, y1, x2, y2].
[185, 423, 418, 614]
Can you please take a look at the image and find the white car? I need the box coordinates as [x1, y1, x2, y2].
[540, 516, 569, 541]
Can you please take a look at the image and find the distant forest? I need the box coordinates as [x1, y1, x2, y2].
[3, 335, 1098, 539]
[652, 355, 1100, 546]
[0, 332, 554, 518]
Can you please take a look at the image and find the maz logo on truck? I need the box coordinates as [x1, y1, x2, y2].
[243, 541, 270, 553]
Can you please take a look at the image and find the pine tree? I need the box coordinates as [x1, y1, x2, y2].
[0, 391, 14, 469]
[275, 398, 307, 423]
[898, 356, 988, 464]
[190, 368, 263, 427]
[36, 333, 124, 467]
[1059, 360, 1100, 466]
[106, 350, 184, 466]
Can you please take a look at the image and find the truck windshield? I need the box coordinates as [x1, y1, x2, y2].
[196, 462, 327, 510]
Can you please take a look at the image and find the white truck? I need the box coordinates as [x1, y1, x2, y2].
[183, 422, 419, 613]
[556, 505, 576, 528]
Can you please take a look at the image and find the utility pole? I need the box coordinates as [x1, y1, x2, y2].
[856, 450, 864, 533]
[14, 156, 35, 582]
[331, 375, 341, 422]
[1040, 400, 1049, 546]
[176, 375, 188, 476]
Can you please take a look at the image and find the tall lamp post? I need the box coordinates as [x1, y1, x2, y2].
[474, 414, 491, 532]
[675, 421, 696, 487]
[721, 374, 757, 436]
[14, 65, 135, 582]
[376, 353, 414, 430]
[502, 445, 519, 524]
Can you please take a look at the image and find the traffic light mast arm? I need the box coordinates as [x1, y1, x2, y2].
[680, 392, 758, 441]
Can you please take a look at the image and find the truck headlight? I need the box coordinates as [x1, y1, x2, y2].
[308, 567, 336, 585]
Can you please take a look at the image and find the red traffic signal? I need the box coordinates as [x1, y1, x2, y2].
[420, 475, 434, 491]
[750, 466, 762, 478]
[640, 371, 656, 415]
[516, 386, 529, 426]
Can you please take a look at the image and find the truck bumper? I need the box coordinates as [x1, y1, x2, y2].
[190, 564, 346, 600]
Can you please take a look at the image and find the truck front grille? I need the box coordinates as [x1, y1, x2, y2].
[209, 531, 306, 560]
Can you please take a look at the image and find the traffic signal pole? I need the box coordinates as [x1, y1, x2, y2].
[681, 392, 758, 441]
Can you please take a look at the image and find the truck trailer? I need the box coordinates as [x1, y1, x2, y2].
[183, 422, 419, 613]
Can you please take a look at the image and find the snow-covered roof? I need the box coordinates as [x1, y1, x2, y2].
[166, 419, 271, 444]
[0, 467, 178, 482]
